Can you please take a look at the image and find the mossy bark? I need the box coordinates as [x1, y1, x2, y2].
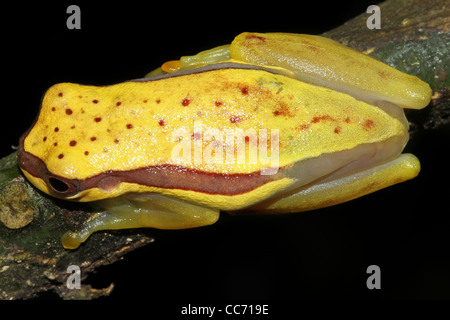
[0, 0, 448, 299]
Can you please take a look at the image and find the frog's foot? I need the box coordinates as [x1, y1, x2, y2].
[62, 194, 220, 249]
[145, 44, 231, 77]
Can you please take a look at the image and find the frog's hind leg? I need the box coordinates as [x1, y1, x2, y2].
[248, 153, 420, 214]
[62, 194, 220, 249]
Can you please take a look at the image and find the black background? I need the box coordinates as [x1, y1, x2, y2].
[2, 1, 449, 301]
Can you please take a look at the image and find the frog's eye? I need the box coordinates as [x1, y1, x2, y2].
[47, 175, 80, 197]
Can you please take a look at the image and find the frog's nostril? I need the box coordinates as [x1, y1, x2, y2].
[48, 177, 71, 193]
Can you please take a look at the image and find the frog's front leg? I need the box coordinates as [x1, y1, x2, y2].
[62, 194, 220, 249]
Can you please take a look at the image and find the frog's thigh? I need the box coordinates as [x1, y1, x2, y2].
[62, 194, 220, 249]
[257, 153, 420, 213]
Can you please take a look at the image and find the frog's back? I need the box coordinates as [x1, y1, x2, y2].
[22, 64, 404, 178]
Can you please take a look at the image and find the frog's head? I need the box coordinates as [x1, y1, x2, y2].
[17, 82, 104, 200]
[16, 82, 148, 201]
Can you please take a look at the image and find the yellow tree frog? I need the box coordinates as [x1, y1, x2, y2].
[17, 32, 431, 249]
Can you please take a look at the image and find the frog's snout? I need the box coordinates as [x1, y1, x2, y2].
[18, 135, 81, 199]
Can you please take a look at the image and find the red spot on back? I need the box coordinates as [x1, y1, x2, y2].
[273, 103, 294, 117]
[182, 98, 190, 106]
[90, 136, 97, 141]
[158, 119, 165, 126]
[58, 92, 63, 97]
[58, 154, 64, 159]
[298, 124, 309, 132]
[334, 126, 341, 134]
[92, 99, 99, 104]
[116, 102, 122, 106]
[94, 117, 102, 122]
[241, 87, 249, 95]
[126, 123, 133, 129]
[378, 71, 389, 79]
[215, 100, 222, 107]
[362, 119, 375, 130]
[229, 115, 241, 123]
[54, 127, 59, 132]
[344, 117, 351, 123]
[306, 44, 321, 53]
[245, 34, 266, 42]
[156, 99, 161, 104]
[69, 140, 77, 146]
[43, 137, 47, 142]
[66, 109, 73, 115]
[84, 151, 89, 156]
[311, 115, 334, 123]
